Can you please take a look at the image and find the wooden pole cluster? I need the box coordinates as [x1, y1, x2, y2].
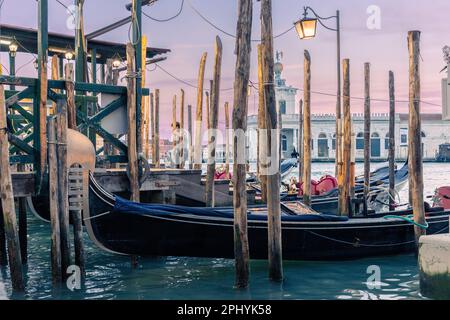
[363, 63, 371, 202]
[407, 31, 426, 246]
[338, 59, 352, 216]
[126, 43, 140, 202]
[389, 71, 396, 211]
[232, 0, 252, 289]
[257, 44, 267, 202]
[261, 0, 283, 282]
[194, 53, 207, 170]
[302, 51, 312, 207]
[205, 36, 223, 207]
[0, 86, 24, 291]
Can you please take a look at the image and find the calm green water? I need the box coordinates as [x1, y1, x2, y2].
[1, 162, 449, 300]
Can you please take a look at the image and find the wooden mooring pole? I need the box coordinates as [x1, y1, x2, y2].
[126, 43, 140, 202]
[188, 104, 193, 169]
[363, 63, 371, 204]
[257, 44, 267, 203]
[389, 71, 396, 211]
[206, 36, 223, 207]
[194, 53, 207, 170]
[56, 99, 71, 276]
[408, 31, 425, 246]
[180, 89, 185, 169]
[65, 63, 77, 130]
[172, 94, 178, 168]
[302, 50, 312, 207]
[298, 99, 303, 183]
[225, 102, 230, 179]
[0, 85, 24, 291]
[338, 59, 352, 216]
[0, 203, 6, 266]
[150, 93, 155, 164]
[261, 0, 283, 282]
[48, 116, 62, 284]
[154, 89, 160, 168]
[232, 0, 252, 289]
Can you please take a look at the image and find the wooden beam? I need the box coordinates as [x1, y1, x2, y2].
[363, 63, 371, 202]
[126, 43, 140, 202]
[338, 59, 352, 216]
[302, 51, 312, 207]
[408, 31, 425, 246]
[389, 71, 396, 211]
[48, 116, 62, 283]
[0, 85, 24, 291]
[261, 0, 283, 282]
[257, 44, 267, 203]
[232, 0, 252, 289]
[205, 36, 223, 207]
[194, 53, 207, 170]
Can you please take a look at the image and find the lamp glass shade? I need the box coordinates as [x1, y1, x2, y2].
[65, 51, 74, 60]
[9, 42, 18, 56]
[112, 59, 121, 68]
[295, 18, 318, 40]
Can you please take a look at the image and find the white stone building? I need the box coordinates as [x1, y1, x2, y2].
[247, 59, 450, 162]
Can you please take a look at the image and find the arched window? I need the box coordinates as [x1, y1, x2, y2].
[356, 132, 364, 150]
[318, 133, 329, 158]
[279, 100, 286, 115]
[282, 135, 288, 151]
[371, 133, 381, 157]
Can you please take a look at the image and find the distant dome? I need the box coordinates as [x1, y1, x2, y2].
[274, 61, 283, 74]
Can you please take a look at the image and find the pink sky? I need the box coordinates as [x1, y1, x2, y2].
[1, 0, 449, 138]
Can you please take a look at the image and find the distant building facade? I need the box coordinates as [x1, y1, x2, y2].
[246, 57, 450, 162]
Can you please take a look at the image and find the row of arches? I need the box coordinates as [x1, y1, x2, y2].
[285, 131, 427, 158]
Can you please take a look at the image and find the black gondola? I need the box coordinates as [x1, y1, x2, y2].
[85, 174, 449, 260]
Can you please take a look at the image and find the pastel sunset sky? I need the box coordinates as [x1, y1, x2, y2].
[1, 0, 449, 138]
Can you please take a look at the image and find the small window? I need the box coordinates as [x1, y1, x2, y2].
[332, 134, 336, 150]
[279, 100, 286, 115]
[282, 135, 288, 151]
[385, 133, 390, 150]
[401, 134, 407, 144]
[356, 132, 364, 150]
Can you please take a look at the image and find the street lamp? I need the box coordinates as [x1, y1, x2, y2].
[65, 50, 75, 61]
[112, 53, 122, 69]
[8, 41, 18, 57]
[294, 6, 342, 177]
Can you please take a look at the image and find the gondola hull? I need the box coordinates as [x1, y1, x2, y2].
[87, 177, 450, 260]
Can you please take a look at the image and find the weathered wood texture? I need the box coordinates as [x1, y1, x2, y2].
[232, 0, 252, 289]
[298, 99, 303, 183]
[0, 85, 24, 291]
[48, 116, 62, 284]
[188, 104, 193, 169]
[225, 102, 230, 179]
[363, 63, 371, 198]
[261, 0, 283, 282]
[180, 89, 185, 169]
[150, 93, 155, 164]
[389, 71, 396, 211]
[407, 31, 425, 246]
[154, 89, 160, 168]
[338, 59, 352, 216]
[56, 99, 71, 276]
[126, 43, 140, 202]
[257, 44, 267, 203]
[302, 51, 312, 207]
[205, 36, 223, 207]
[194, 53, 207, 170]
[65, 63, 77, 130]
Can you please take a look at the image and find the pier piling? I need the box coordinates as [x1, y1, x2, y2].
[389, 71, 396, 211]
[338, 59, 352, 216]
[225, 102, 230, 179]
[180, 89, 185, 169]
[194, 53, 207, 170]
[188, 104, 193, 169]
[0, 85, 24, 291]
[206, 36, 223, 207]
[302, 50, 312, 207]
[48, 116, 62, 284]
[261, 0, 283, 282]
[232, 0, 252, 289]
[298, 99, 303, 184]
[257, 44, 267, 202]
[154, 89, 160, 168]
[407, 31, 426, 246]
[126, 43, 140, 202]
[363, 63, 371, 205]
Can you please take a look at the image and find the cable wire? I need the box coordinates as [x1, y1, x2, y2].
[142, 0, 184, 22]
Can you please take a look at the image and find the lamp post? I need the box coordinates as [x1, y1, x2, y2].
[9, 41, 18, 90]
[295, 7, 341, 177]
